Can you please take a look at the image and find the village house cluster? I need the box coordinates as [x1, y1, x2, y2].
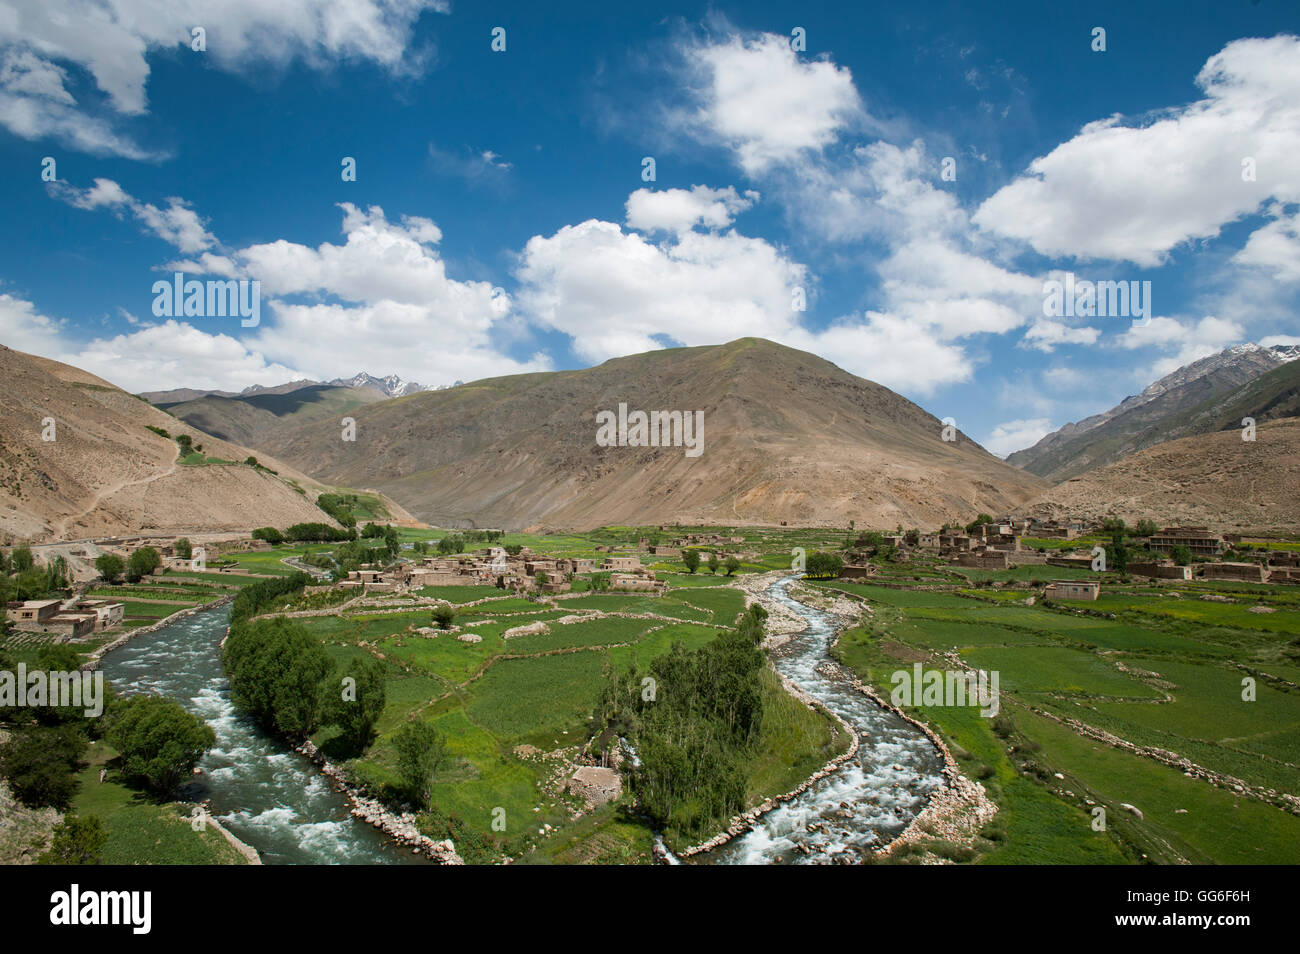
[835, 518, 1300, 600]
[338, 545, 668, 596]
[4, 596, 124, 639]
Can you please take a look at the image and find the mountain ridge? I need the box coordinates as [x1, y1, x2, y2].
[225, 337, 1049, 531]
[1007, 342, 1300, 480]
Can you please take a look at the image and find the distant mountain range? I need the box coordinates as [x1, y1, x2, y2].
[1007, 342, 1300, 481]
[140, 371, 457, 405]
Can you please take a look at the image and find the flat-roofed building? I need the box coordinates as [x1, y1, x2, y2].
[1127, 562, 1192, 581]
[1202, 562, 1266, 583]
[603, 556, 642, 572]
[5, 599, 62, 626]
[1044, 580, 1100, 601]
[1149, 527, 1224, 558]
[78, 599, 125, 630]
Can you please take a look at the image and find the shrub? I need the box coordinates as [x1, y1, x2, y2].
[38, 814, 107, 865]
[0, 724, 85, 808]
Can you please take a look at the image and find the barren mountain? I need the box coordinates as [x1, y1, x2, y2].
[248, 338, 1048, 531]
[0, 345, 410, 543]
[1017, 417, 1300, 533]
[1007, 343, 1300, 481]
[155, 384, 391, 449]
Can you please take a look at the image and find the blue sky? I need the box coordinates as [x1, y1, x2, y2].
[1, 0, 1297, 456]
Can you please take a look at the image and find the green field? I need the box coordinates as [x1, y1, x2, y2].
[816, 575, 1300, 864]
[171, 523, 1300, 865]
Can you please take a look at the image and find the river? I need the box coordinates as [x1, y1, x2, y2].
[99, 577, 941, 866]
[703, 576, 946, 864]
[97, 605, 424, 865]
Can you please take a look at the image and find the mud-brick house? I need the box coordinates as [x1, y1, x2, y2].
[603, 556, 642, 572]
[952, 551, 1010, 569]
[938, 532, 974, 553]
[1202, 562, 1266, 583]
[1127, 562, 1192, 581]
[5, 599, 62, 627]
[840, 564, 875, 580]
[78, 599, 125, 631]
[609, 572, 665, 594]
[523, 559, 559, 578]
[1149, 527, 1224, 558]
[1043, 580, 1100, 601]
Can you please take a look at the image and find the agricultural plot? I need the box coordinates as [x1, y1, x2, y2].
[825, 574, 1300, 865]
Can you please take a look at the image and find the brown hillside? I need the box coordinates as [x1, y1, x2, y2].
[0, 344, 410, 542]
[253, 338, 1048, 530]
[1017, 417, 1300, 533]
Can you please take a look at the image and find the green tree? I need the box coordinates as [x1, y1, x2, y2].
[393, 721, 447, 809]
[174, 538, 192, 561]
[805, 552, 844, 577]
[1170, 544, 1192, 565]
[222, 616, 334, 738]
[328, 657, 387, 753]
[432, 605, 455, 630]
[107, 695, 215, 796]
[707, 553, 720, 575]
[1133, 519, 1158, 537]
[38, 814, 107, 865]
[0, 725, 85, 808]
[94, 552, 125, 583]
[11, 544, 34, 573]
[126, 547, 161, 583]
[682, 550, 701, 574]
[724, 556, 740, 576]
[1106, 532, 1129, 574]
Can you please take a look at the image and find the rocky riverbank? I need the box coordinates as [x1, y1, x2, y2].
[668, 571, 994, 864]
[83, 594, 235, 671]
[294, 739, 464, 864]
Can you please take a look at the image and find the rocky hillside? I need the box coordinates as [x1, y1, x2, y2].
[1008, 343, 1300, 481]
[0, 345, 388, 542]
[1018, 417, 1300, 533]
[243, 338, 1048, 531]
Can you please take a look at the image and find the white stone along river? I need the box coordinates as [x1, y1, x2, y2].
[97, 575, 945, 865]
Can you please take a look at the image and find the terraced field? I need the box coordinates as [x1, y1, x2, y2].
[815, 577, 1300, 864]
[294, 573, 836, 862]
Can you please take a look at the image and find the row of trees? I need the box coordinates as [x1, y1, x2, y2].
[0, 644, 215, 813]
[594, 604, 770, 838]
[93, 546, 161, 584]
[680, 550, 740, 575]
[222, 575, 449, 809]
[223, 613, 388, 755]
[0, 547, 70, 603]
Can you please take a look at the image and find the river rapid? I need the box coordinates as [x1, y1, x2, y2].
[97, 605, 423, 865]
[98, 577, 943, 865]
[703, 576, 946, 864]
